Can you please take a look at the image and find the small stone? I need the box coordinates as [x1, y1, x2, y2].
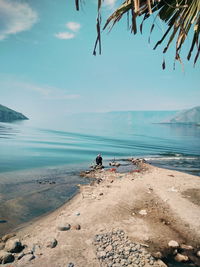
[138, 210, 147, 215]
[0, 250, 14, 264]
[105, 245, 113, 252]
[180, 244, 193, 250]
[58, 224, 71, 231]
[197, 250, 200, 257]
[5, 238, 24, 253]
[174, 253, 189, 262]
[168, 240, 179, 248]
[46, 238, 58, 248]
[17, 252, 25, 260]
[1, 233, 16, 242]
[97, 251, 106, 259]
[72, 224, 81, 230]
[19, 254, 35, 262]
[23, 246, 34, 255]
[68, 263, 74, 267]
[99, 192, 103, 196]
[135, 244, 141, 250]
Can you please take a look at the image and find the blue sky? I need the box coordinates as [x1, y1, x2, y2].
[0, 0, 199, 121]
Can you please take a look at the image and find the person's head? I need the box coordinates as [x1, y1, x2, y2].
[98, 154, 101, 157]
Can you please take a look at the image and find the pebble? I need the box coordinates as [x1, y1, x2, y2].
[46, 238, 58, 248]
[0, 250, 14, 264]
[19, 254, 35, 263]
[174, 253, 189, 262]
[168, 240, 179, 248]
[180, 244, 193, 250]
[93, 229, 158, 267]
[197, 250, 200, 257]
[17, 252, 25, 260]
[58, 224, 71, 231]
[72, 224, 81, 230]
[138, 209, 147, 215]
[68, 263, 74, 267]
[4, 238, 24, 253]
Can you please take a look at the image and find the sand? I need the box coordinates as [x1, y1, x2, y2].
[1, 162, 200, 266]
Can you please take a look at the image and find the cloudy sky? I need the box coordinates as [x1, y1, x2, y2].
[0, 0, 199, 121]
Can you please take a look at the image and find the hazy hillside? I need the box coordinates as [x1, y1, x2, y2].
[0, 104, 28, 122]
[170, 106, 200, 124]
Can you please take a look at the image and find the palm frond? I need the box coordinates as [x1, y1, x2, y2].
[74, 0, 200, 68]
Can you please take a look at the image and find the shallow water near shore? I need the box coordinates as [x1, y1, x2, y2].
[0, 113, 200, 235]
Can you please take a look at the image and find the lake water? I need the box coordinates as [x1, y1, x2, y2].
[0, 111, 200, 235]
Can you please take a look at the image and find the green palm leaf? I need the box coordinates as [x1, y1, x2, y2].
[74, 0, 200, 68]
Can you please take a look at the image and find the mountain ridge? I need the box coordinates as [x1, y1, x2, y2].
[0, 104, 28, 122]
[169, 106, 200, 125]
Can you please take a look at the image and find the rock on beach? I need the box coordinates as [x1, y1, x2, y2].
[168, 240, 179, 248]
[4, 238, 23, 253]
[57, 224, 71, 231]
[46, 238, 58, 248]
[0, 250, 14, 264]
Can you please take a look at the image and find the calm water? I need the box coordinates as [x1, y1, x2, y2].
[0, 111, 200, 234]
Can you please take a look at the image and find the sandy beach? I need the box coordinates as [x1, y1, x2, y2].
[0, 161, 200, 266]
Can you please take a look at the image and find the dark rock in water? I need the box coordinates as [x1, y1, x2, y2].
[0, 104, 28, 122]
[0, 250, 15, 264]
[5, 238, 24, 253]
[109, 162, 121, 167]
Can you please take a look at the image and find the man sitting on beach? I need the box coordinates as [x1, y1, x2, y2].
[96, 154, 103, 166]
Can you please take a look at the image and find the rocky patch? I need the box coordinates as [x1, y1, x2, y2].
[93, 229, 166, 267]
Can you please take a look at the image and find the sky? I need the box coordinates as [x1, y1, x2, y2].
[0, 0, 199, 121]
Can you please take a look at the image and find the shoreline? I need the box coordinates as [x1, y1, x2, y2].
[0, 162, 200, 266]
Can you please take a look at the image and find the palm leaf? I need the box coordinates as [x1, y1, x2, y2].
[74, 0, 200, 67]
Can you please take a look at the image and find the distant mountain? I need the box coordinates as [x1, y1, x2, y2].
[169, 106, 200, 125]
[0, 104, 28, 122]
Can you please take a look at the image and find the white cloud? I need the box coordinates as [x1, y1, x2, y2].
[47, 94, 80, 100]
[66, 22, 81, 32]
[55, 32, 75, 40]
[104, 0, 117, 8]
[1, 79, 80, 100]
[0, 0, 38, 40]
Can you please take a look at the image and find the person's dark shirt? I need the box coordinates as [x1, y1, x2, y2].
[96, 156, 102, 165]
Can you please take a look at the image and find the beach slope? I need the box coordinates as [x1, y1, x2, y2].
[1, 163, 200, 266]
